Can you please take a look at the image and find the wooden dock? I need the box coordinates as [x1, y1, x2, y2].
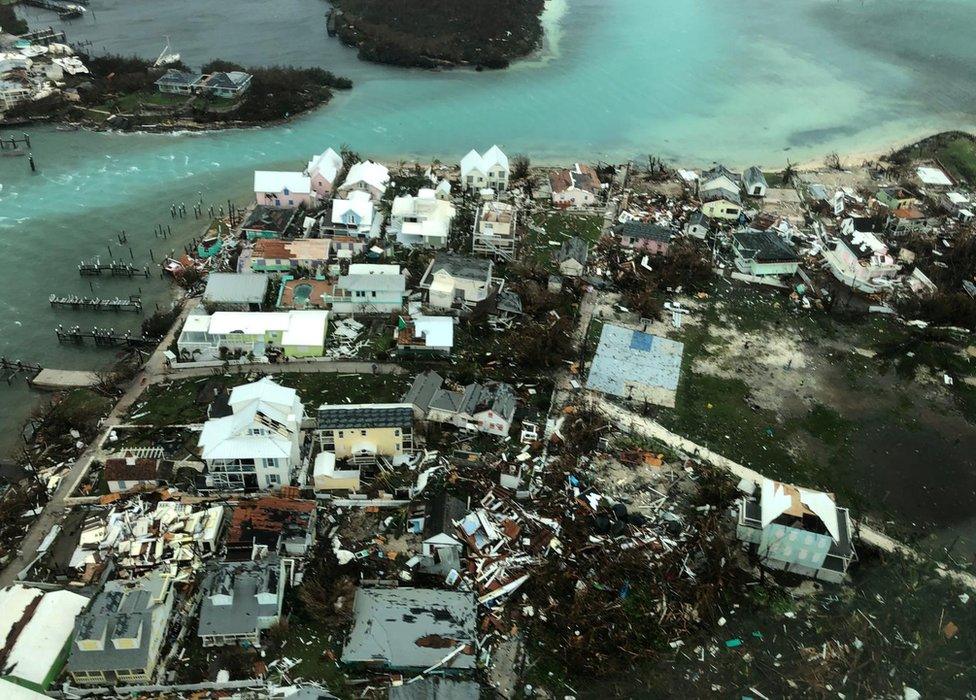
[0, 358, 99, 389]
[55, 325, 159, 348]
[49, 293, 143, 313]
[78, 259, 150, 278]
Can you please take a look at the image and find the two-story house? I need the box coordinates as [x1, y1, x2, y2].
[549, 163, 601, 207]
[403, 371, 516, 438]
[316, 404, 414, 464]
[321, 263, 407, 314]
[390, 188, 457, 248]
[337, 160, 389, 201]
[613, 221, 673, 254]
[460, 145, 509, 192]
[253, 171, 313, 209]
[66, 572, 175, 686]
[732, 229, 800, 277]
[305, 147, 343, 199]
[177, 310, 329, 360]
[472, 201, 517, 257]
[198, 378, 305, 490]
[250, 238, 331, 274]
[197, 556, 286, 647]
[419, 253, 495, 309]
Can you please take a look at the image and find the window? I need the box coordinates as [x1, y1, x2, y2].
[267, 474, 280, 485]
[361, 430, 367, 436]
[338, 430, 344, 438]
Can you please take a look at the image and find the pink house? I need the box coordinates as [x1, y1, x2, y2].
[253, 171, 314, 209]
[613, 222, 673, 255]
[306, 148, 344, 200]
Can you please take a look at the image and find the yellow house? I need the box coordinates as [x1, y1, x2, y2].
[316, 404, 414, 463]
[701, 198, 742, 221]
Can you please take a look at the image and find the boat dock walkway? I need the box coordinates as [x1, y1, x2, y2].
[49, 293, 143, 312]
[56, 325, 159, 348]
[0, 358, 100, 389]
[78, 259, 150, 278]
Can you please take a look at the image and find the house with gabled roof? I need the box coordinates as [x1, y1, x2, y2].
[197, 555, 285, 647]
[554, 236, 588, 277]
[316, 404, 415, 463]
[403, 372, 516, 438]
[254, 171, 313, 209]
[201, 71, 252, 98]
[549, 163, 601, 207]
[337, 160, 389, 201]
[391, 188, 457, 248]
[198, 378, 304, 491]
[731, 229, 799, 276]
[306, 147, 343, 199]
[460, 145, 509, 192]
[419, 253, 495, 309]
[613, 221, 673, 255]
[743, 166, 768, 197]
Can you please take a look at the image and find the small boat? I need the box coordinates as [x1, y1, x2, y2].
[153, 36, 181, 68]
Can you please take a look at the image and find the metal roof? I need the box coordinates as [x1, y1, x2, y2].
[318, 404, 414, 430]
[203, 273, 270, 304]
[586, 324, 684, 401]
[198, 557, 281, 638]
[342, 588, 476, 670]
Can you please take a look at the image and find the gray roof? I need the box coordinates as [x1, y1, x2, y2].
[403, 371, 444, 413]
[702, 164, 740, 183]
[67, 572, 173, 674]
[342, 588, 476, 670]
[424, 253, 492, 284]
[687, 211, 710, 227]
[338, 273, 407, 293]
[423, 491, 467, 540]
[204, 273, 270, 304]
[614, 222, 673, 243]
[733, 230, 799, 263]
[586, 323, 684, 400]
[155, 69, 202, 86]
[241, 205, 296, 234]
[743, 166, 768, 189]
[318, 405, 414, 430]
[198, 557, 281, 638]
[556, 236, 588, 264]
[389, 679, 481, 700]
[701, 186, 742, 205]
[429, 381, 516, 421]
[206, 71, 251, 89]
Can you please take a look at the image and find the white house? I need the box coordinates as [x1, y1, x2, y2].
[322, 263, 408, 314]
[822, 219, 900, 293]
[312, 452, 361, 493]
[732, 229, 800, 277]
[743, 166, 768, 197]
[177, 310, 329, 361]
[549, 163, 601, 207]
[253, 171, 314, 209]
[198, 378, 304, 491]
[419, 253, 494, 309]
[390, 188, 456, 248]
[701, 196, 742, 221]
[395, 315, 454, 356]
[329, 190, 376, 236]
[337, 160, 389, 201]
[460, 146, 509, 192]
[736, 479, 856, 584]
[306, 147, 344, 199]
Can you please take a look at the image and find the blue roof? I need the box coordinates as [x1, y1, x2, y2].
[586, 323, 684, 403]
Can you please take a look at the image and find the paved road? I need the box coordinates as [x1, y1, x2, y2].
[154, 359, 405, 383]
[0, 299, 199, 586]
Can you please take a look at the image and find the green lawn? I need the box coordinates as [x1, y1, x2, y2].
[103, 90, 186, 113]
[524, 212, 604, 269]
[933, 135, 976, 185]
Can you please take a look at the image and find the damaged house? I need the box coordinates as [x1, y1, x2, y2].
[586, 323, 684, 408]
[736, 479, 856, 584]
[341, 587, 477, 671]
[404, 371, 517, 438]
[226, 497, 318, 559]
[419, 254, 496, 310]
[197, 555, 286, 648]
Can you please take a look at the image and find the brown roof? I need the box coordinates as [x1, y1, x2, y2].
[549, 163, 600, 194]
[227, 497, 316, 551]
[104, 457, 160, 482]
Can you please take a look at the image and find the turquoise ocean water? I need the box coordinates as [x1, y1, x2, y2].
[1, 0, 975, 450]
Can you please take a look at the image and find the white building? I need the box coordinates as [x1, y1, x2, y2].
[460, 146, 509, 192]
[419, 253, 495, 309]
[198, 378, 304, 491]
[253, 171, 314, 209]
[472, 201, 517, 257]
[306, 147, 344, 199]
[323, 263, 408, 314]
[177, 310, 330, 361]
[395, 315, 454, 356]
[822, 219, 900, 293]
[337, 160, 389, 201]
[0, 80, 31, 112]
[390, 188, 457, 248]
[330, 190, 375, 236]
[0, 585, 89, 691]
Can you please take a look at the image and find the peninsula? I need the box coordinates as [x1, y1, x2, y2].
[327, 0, 546, 69]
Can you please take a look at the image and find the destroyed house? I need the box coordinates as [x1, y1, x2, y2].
[743, 166, 768, 197]
[736, 479, 856, 584]
[240, 205, 298, 240]
[549, 163, 601, 207]
[406, 374, 516, 438]
[395, 315, 454, 356]
[226, 497, 317, 559]
[586, 324, 683, 408]
[66, 572, 175, 686]
[342, 588, 476, 671]
[389, 678, 481, 700]
[613, 222, 673, 255]
[316, 404, 414, 462]
[420, 491, 467, 559]
[197, 556, 284, 647]
[419, 253, 495, 310]
[731, 229, 799, 277]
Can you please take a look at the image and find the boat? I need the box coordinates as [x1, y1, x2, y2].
[153, 37, 181, 68]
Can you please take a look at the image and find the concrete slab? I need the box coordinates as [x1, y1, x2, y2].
[31, 369, 100, 390]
